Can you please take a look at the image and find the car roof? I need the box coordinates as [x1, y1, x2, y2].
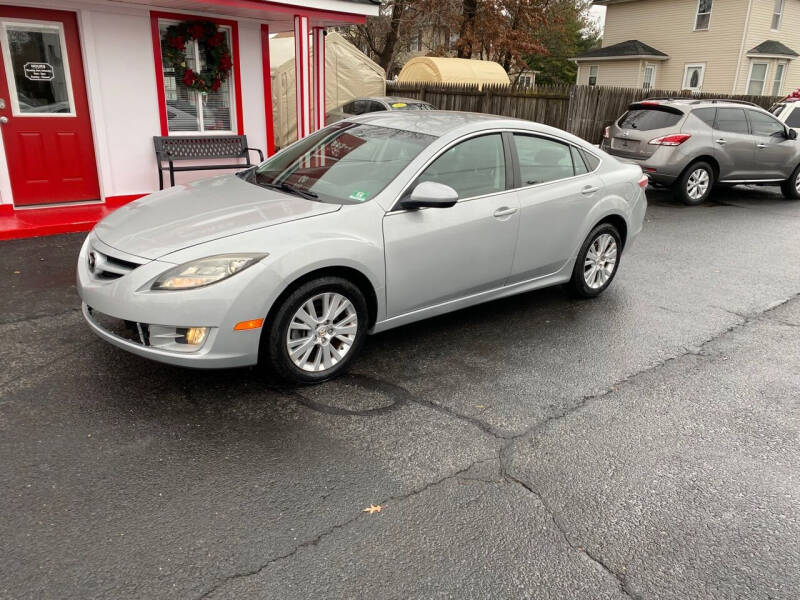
[347, 110, 590, 146]
[636, 98, 771, 112]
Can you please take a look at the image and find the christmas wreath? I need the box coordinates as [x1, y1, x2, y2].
[162, 20, 232, 93]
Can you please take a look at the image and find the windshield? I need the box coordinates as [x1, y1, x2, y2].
[245, 123, 435, 204]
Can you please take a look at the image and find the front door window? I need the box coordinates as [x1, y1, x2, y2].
[0, 21, 74, 115]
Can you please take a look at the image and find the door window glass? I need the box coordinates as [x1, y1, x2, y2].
[714, 108, 749, 134]
[580, 149, 601, 171]
[2, 22, 74, 115]
[748, 110, 785, 137]
[514, 134, 575, 185]
[415, 134, 506, 199]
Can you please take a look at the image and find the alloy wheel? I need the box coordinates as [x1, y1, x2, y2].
[584, 233, 618, 290]
[795, 171, 800, 194]
[286, 292, 358, 372]
[687, 168, 710, 201]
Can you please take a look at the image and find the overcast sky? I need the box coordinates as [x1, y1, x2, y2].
[589, 4, 607, 32]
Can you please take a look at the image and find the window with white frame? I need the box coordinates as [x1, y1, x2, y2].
[518, 74, 533, 88]
[588, 65, 598, 86]
[682, 64, 705, 91]
[643, 64, 656, 89]
[772, 62, 787, 96]
[694, 0, 712, 30]
[772, 0, 784, 30]
[747, 62, 768, 96]
[158, 19, 236, 133]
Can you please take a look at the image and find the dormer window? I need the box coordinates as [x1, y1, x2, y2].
[694, 0, 712, 30]
[772, 0, 784, 30]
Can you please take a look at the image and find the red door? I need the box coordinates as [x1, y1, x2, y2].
[0, 6, 100, 206]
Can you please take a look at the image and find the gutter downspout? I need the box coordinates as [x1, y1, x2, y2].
[732, 0, 755, 94]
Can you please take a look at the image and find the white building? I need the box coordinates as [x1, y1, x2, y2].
[0, 0, 378, 224]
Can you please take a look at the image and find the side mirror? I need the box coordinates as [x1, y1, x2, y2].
[787, 128, 798, 140]
[398, 181, 459, 210]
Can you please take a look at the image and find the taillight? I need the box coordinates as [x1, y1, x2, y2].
[603, 126, 610, 139]
[649, 134, 691, 146]
[638, 174, 649, 188]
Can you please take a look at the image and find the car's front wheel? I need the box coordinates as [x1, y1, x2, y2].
[264, 277, 368, 384]
[780, 164, 800, 200]
[567, 223, 622, 298]
[675, 162, 714, 205]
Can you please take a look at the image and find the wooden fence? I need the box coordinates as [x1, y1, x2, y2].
[386, 81, 782, 144]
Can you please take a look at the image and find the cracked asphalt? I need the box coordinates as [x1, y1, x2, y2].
[1, 185, 799, 599]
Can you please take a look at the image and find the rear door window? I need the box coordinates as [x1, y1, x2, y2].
[714, 108, 749, 134]
[580, 149, 601, 171]
[514, 134, 576, 185]
[618, 108, 682, 131]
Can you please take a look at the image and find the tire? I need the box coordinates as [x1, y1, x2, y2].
[264, 276, 368, 384]
[567, 223, 622, 299]
[674, 161, 714, 206]
[780, 164, 800, 200]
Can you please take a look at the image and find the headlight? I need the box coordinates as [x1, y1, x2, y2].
[151, 254, 267, 290]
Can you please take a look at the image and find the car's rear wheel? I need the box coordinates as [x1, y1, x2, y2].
[674, 162, 714, 205]
[780, 164, 800, 200]
[264, 277, 368, 384]
[567, 223, 622, 298]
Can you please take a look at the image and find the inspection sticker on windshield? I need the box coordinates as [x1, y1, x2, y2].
[349, 191, 369, 202]
[391, 102, 407, 108]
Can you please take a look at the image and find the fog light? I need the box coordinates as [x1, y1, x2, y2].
[183, 327, 209, 346]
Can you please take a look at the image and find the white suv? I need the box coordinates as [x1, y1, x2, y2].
[771, 95, 800, 134]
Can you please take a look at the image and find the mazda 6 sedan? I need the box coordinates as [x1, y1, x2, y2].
[77, 112, 647, 383]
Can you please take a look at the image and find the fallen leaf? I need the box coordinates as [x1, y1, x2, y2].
[362, 504, 382, 515]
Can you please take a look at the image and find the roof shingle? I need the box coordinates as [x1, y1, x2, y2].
[748, 40, 798, 57]
[576, 39, 668, 60]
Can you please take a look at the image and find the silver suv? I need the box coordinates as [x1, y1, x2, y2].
[602, 98, 800, 205]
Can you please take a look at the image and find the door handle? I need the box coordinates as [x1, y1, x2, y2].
[757, 143, 767, 149]
[581, 185, 600, 195]
[715, 138, 726, 145]
[493, 206, 517, 218]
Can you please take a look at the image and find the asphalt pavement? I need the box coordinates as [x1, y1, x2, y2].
[1, 185, 799, 599]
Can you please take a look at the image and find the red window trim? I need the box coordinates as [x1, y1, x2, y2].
[260, 24, 276, 156]
[149, 10, 244, 136]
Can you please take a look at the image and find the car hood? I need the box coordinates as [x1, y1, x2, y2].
[94, 175, 341, 260]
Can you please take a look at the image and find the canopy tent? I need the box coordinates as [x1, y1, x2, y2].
[397, 57, 510, 88]
[271, 32, 385, 148]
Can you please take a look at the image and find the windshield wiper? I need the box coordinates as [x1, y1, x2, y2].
[259, 181, 318, 200]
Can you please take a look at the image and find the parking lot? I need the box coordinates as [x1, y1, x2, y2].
[1, 185, 799, 599]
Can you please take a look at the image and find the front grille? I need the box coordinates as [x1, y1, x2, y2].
[88, 246, 146, 281]
[87, 307, 149, 345]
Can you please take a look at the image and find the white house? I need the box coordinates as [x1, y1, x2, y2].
[0, 0, 379, 226]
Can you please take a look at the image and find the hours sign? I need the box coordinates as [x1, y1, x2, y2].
[23, 62, 55, 81]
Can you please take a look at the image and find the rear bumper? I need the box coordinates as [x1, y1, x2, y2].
[602, 143, 685, 186]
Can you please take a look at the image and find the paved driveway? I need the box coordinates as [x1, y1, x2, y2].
[1, 186, 799, 599]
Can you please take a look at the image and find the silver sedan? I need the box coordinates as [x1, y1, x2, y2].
[77, 112, 647, 383]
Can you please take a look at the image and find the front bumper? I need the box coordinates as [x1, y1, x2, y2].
[77, 234, 279, 369]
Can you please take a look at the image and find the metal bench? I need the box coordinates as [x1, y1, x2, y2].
[153, 135, 264, 190]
